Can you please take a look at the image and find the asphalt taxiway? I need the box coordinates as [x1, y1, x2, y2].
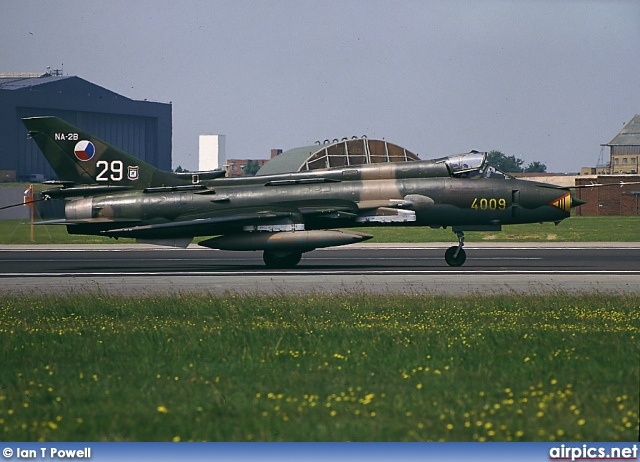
[1, 242, 639, 295]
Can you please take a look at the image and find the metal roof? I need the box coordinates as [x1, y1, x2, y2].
[256, 145, 321, 176]
[607, 114, 640, 146]
[0, 73, 71, 90]
[0, 73, 129, 101]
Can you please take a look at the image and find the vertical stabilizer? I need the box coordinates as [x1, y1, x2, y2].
[22, 116, 175, 188]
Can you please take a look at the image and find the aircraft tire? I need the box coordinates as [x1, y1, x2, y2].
[263, 250, 303, 269]
[444, 246, 466, 267]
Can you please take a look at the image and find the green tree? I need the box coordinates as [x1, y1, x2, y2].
[524, 161, 547, 173]
[174, 165, 189, 173]
[243, 160, 261, 176]
[486, 150, 525, 173]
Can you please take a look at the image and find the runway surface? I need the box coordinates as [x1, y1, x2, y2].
[1, 242, 639, 295]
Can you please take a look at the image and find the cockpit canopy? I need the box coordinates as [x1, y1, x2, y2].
[437, 151, 512, 179]
[441, 151, 486, 174]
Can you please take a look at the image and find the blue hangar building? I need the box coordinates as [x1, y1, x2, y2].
[0, 70, 172, 181]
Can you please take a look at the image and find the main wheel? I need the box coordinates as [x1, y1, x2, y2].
[444, 246, 466, 267]
[263, 250, 303, 269]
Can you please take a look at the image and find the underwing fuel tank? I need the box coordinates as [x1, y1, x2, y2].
[199, 230, 373, 251]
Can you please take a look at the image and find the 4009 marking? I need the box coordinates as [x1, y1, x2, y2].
[471, 197, 507, 210]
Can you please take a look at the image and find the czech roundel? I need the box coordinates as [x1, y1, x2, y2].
[74, 140, 96, 161]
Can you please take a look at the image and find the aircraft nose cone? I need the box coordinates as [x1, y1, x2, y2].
[570, 196, 587, 208]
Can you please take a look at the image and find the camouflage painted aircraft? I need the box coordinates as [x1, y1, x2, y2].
[22, 116, 584, 268]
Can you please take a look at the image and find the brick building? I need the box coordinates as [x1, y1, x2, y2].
[225, 158, 269, 177]
[603, 114, 640, 175]
[224, 149, 281, 177]
[573, 175, 640, 216]
[574, 115, 640, 215]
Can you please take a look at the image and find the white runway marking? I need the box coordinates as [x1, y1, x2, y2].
[2, 245, 640, 252]
[3, 269, 639, 278]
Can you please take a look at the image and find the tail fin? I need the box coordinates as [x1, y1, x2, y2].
[22, 116, 187, 188]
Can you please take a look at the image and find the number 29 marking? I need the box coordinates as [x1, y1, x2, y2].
[471, 197, 506, 210]
[96, 160, 124, 181]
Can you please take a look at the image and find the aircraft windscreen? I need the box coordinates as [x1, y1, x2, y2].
[444, 152, 486, 174]
[482, 166, 512, 179]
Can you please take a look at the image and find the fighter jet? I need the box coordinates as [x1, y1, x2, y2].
[22, 116, 583, 268]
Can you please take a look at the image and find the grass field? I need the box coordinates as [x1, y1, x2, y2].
[0, 220, 135, 245]
[1, 216, 640, 245]
[1, 294, 638, 442]
[351, 216, 640, 243]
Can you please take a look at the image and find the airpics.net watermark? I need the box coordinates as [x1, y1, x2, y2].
[549, 444, 638, 461]
[3, 447, 91, 459]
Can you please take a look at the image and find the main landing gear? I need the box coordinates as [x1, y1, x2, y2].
[263, 250, 303, 269]
[444, 230, 466, 267]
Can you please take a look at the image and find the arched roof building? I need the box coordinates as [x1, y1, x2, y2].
[257, 138, 419, 176]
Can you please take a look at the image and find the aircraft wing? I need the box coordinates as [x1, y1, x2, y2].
[95, 197, 420, 238]
[99, 197, 369, 238]
[100, 208, 300, 238]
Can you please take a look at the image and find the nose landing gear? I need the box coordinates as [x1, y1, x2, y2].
[444, 230, 466, 267]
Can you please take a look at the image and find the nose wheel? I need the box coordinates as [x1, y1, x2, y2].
[445, 231, 466, 267]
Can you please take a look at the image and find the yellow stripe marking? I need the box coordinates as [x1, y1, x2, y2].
[549, 193, 571, 213]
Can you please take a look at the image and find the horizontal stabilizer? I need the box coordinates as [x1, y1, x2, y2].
[42, 180, 75, 186]
[43, 185, 134, 199]
[31, 219, 68, 225]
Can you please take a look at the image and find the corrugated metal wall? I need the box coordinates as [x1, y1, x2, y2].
[1, 76, 171, 181]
